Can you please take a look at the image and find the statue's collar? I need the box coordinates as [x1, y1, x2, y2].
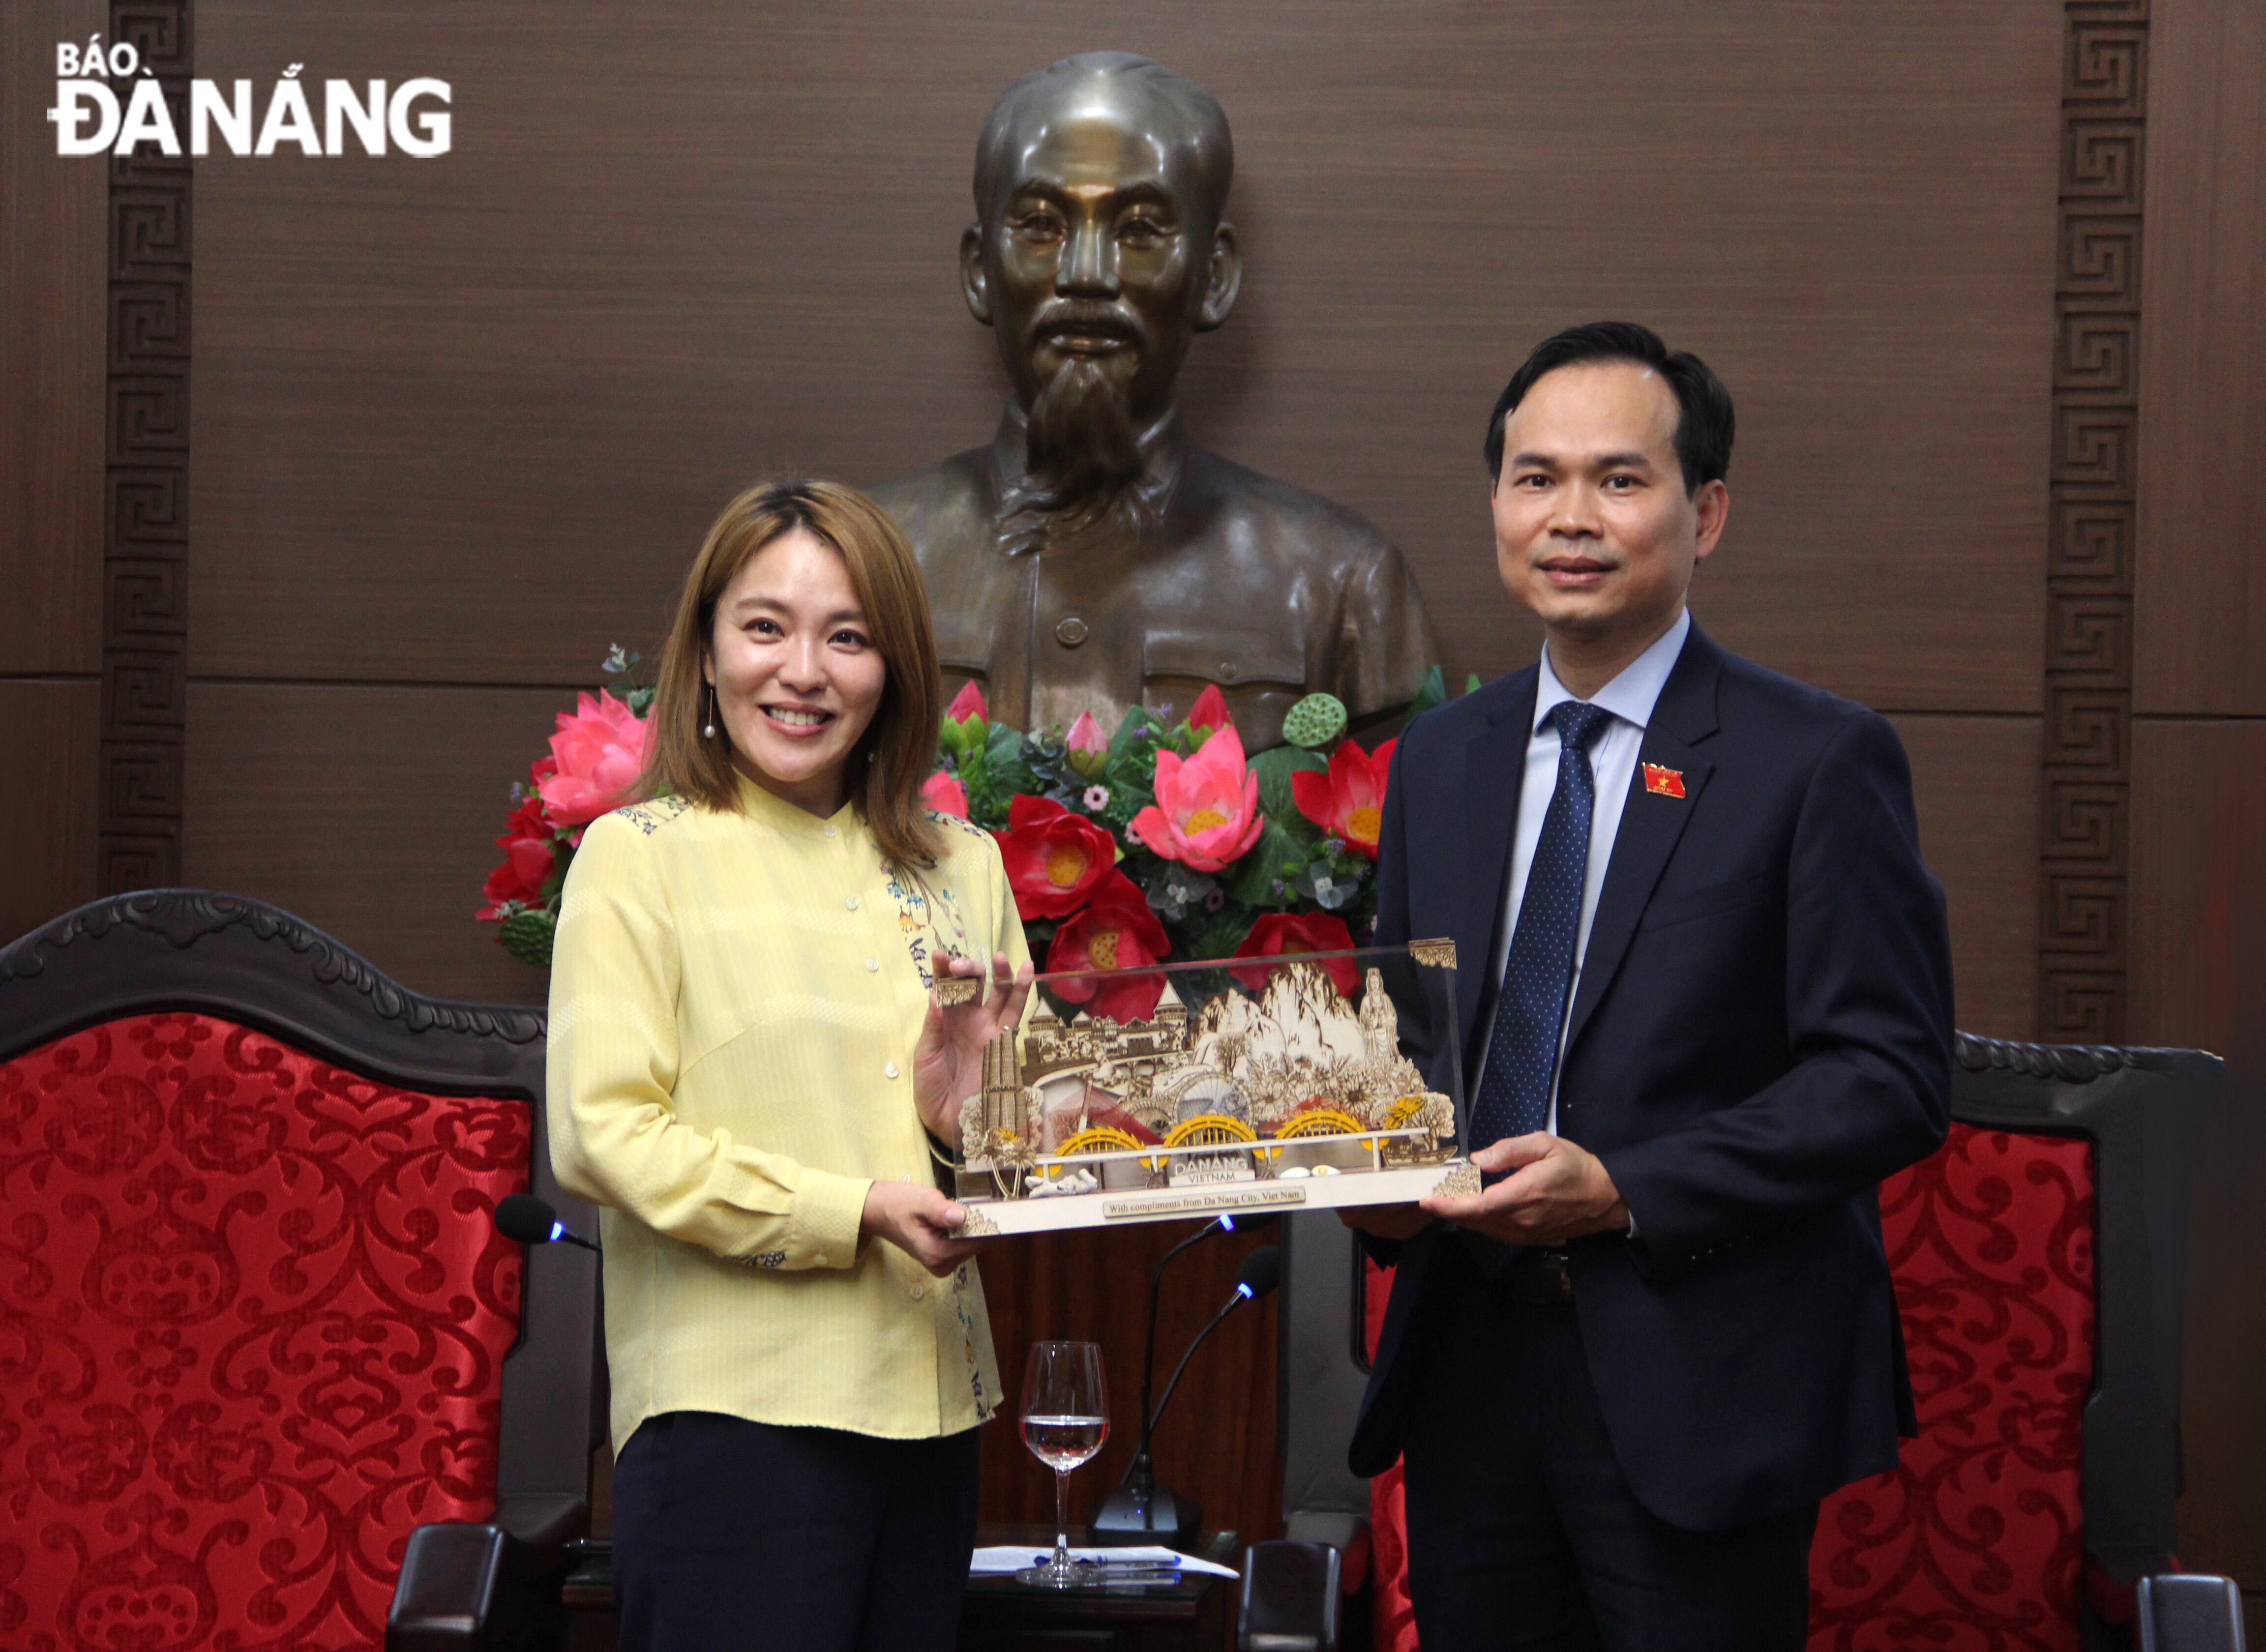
[986, 401, 1190, 530]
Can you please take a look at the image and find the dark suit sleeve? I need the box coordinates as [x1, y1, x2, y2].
[1598, 710, 1954, 1268]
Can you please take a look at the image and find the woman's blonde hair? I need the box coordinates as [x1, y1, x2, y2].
[638, 479, 945, 868]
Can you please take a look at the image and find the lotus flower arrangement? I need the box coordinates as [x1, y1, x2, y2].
[479, 645, 1480, 981]
[475, 647, 655, 965]
[920, 671, 1491, 1023]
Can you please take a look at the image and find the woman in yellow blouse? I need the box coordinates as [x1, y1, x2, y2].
[548, 479, 1033, 1652]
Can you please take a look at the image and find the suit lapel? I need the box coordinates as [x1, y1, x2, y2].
[1456, 670, 1538, 1043]
[1561, 628, 1723, 1057]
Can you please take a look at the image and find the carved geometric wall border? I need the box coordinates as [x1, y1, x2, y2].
[99, 0, 193, 893]
[2041, 0, 2145, 1041]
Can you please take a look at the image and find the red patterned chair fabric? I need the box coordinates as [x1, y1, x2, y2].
[1810, 1122, 2095, 1651]
[1362, 1255, 1421, 1652]
[1360, 1121, 2097, 1652]
[0, 1011, 529, 1652]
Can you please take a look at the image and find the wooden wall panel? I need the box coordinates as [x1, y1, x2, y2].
[188, 0, 2060, 716]
[0, 683, 101, 942]
[2129, 719, 2266, 1597]
[1891, 715, 2041, 1039]
[2133, 0, 2266, 718]
[0, 0, 106, 947]
[2129, 721, 2259, 1055]
[0, 1, 106, 941]
[181, 682, 566, 1003]
[2127, 0, 2266, 1589]
[0, 1, 107, 681]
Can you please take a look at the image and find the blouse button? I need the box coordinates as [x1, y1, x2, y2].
[909, 1284, 927, 1301]
[885, 1063, 900, 1079]
[845, 895, 859, 910]
[865, 958, 879, 972]
[812, 1252, 828, 1266]
[823, 825, 837, 838]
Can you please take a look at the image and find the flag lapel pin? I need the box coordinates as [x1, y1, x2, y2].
[1642, 763, 1686, 798]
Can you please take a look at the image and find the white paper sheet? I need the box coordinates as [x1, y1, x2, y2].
[968, 1544, 1240, 1579]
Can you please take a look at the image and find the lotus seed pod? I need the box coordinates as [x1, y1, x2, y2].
[1282, 693, 1347, 749]
[501, 909, 556, 969]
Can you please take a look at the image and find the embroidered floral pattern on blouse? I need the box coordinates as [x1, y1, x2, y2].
[882, 858, 973, 991]
[744, 1250, 786, 1269]
[952, 1263, 990, 1417]
[615, 796, 692, 836]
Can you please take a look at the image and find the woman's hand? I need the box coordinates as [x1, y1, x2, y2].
[862, 1179, 982, 1276]
[910, 951, 1036, 1143]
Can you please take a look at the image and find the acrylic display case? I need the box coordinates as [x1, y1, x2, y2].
[945, 941, 1475, 1236]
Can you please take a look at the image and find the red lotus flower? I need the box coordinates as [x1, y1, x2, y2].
[477, 796, 557, 919]
[920, 770, 969, 819]
[996, 794, 1118, 919]
[1290, 737, 1397, 857]
[1230, 911, 1358, 997]
[1045, 872, 1171, 1024]
[537, 691, 648, 827]
[1186, 684, 1232, 739]
[1130, 725, 1265, 873]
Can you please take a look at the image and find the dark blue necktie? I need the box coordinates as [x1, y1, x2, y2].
[1469, 700, 1614, 1150]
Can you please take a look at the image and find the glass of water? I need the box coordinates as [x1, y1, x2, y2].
[1016, 1340, 1110, 1587]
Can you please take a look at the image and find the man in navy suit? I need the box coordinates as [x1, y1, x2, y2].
[1346, 323, 1955, 1651]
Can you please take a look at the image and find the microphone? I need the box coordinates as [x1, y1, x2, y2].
[494, 1193, 601, 1255]
[1133, 1212, 1279, 1469]
[1092, 1241, 1282, 1549]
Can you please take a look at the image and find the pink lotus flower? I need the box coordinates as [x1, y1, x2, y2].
[1186, 684, 1232, 738]
[921, 770, 969, 819]
[1064, 711, 1109, 779]
[537, 692, 648, 827]
[1129, 725, 1264, 873]
[942, 680, 989, 757]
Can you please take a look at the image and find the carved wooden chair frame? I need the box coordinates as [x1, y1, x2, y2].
[0, 890, 600, 1652]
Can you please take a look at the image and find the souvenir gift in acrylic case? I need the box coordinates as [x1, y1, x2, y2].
[944, 942, 1475, 1235]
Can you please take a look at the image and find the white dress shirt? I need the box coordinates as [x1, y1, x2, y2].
[1479, 608, 1692, 1133]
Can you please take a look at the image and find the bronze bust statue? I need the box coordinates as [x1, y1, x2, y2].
[868, 52, 1439, 747]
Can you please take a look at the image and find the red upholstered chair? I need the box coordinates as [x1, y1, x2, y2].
[1808, 1035, 2215, 1651]
[0, 891, 599, 1652]
[1271, 1032, 2220, 1652]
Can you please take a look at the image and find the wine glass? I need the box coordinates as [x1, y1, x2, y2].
[1016, 1340, 1110, 1587]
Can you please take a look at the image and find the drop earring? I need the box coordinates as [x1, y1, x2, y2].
[702, 687, 717, 740]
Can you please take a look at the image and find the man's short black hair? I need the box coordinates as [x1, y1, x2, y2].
[1483, 322, 1734, 496]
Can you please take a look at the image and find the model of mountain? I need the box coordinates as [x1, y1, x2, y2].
[1188, 963, 1369, 1080]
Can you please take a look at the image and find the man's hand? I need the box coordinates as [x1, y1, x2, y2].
[1421, 1133, 1629, 1246]
[860, 1179, 982, 1276]
[911, 951, 1036, 1142]
[1339, 1203, 1435, 1242]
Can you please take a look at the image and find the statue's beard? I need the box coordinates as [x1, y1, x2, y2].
[1000, 355, 1151, 548]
